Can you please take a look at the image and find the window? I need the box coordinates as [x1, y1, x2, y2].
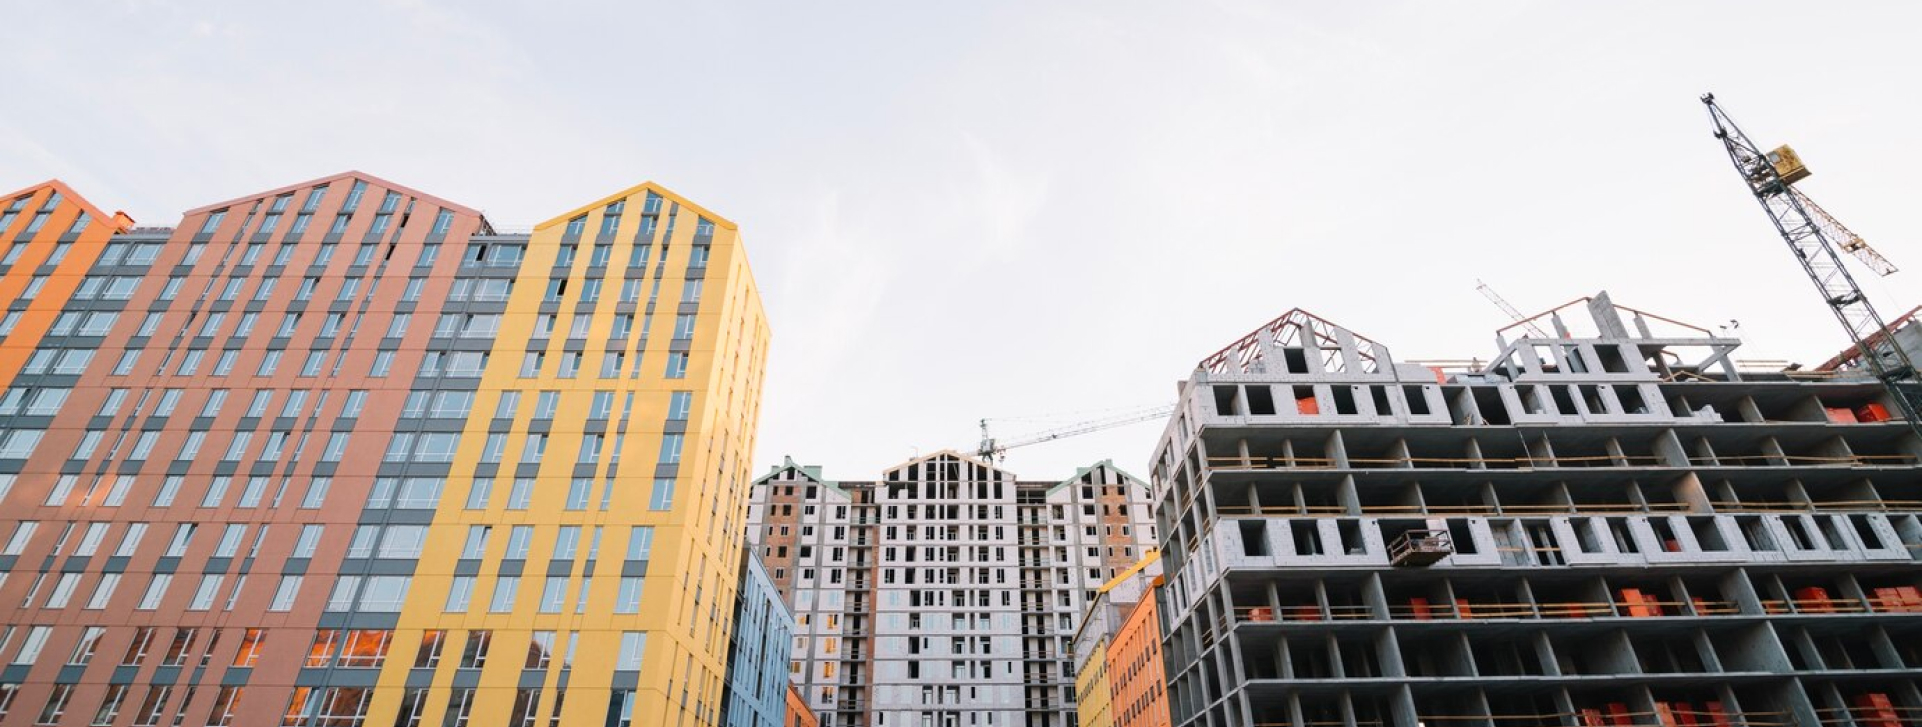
[505, 526, 532, 559]
[614, 578, 644, 613]
[458, 632, 491, 669]
[665, 352, 689, 379]
[667, 391, 692, 420]
[625, 527, 654, 561]
[270, 575, 303, 611]
[461, 527, 490, 559]
[649, 478, 675, 511]
[538, 578, 566, 613]
[293, 526, 323, 558]
[465, 479, 493, 510]
[199, 210, 227, 234]
[489, 577, 519, 612]
[507, 479, 534, 510]
[658, 434, 683, 464]
[444, 578, 474, 613]
[616, 633, 646, 670]
[188, 574, 224, 610]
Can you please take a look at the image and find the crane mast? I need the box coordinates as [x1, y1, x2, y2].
[1700, 93, 1922, 432]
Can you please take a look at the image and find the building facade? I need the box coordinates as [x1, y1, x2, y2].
[0, 173, 769, 727]
[1151, 294, 1922, 727]
[786, 684, 819, 727]
[1074, 557, 1168, 727]
[747, 453, 1158, 727]
[726, 547, 798, 727]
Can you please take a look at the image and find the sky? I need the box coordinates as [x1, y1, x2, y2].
[6, 1, 1922, 481]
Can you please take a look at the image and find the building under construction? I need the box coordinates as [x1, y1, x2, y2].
[747, 453, 1159, 727]
[1150, 292, 1922, 727]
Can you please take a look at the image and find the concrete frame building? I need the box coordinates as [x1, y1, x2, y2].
[747, 453, 1159, 727]
[0, 173, 769, 727]
[726, 547, 799, 727]
[1151, 294, 1922, 727]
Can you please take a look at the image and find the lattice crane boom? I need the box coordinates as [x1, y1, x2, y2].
[976, 404, 1175, 464]
[1790, 186, 1898, 276]
[1476, 279, 1550, 339]
[1700, 93, 1922, 433]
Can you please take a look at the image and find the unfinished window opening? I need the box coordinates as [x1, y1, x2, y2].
[1573, 518, 1604, 553]
[1649, 518, 1682, 552]
[1282, 347, 1310, 374]
[1609, 520, 1639, 553]
[1849, 515, 1883, 550]
[1817, 517, 1848, 551]
[1531, 345, 1560, 373]
[1445, 519, 1478, 554]
[1369, 386, 1393, 417]
[1239, 521, 1268, 556]
[1288, 637, 1332, 679]
[1403, 386, 1431, 416]
[1598, 344, 1631, 373]
[1293, 386, 1318, 415]
[1212, 386, 1240, 417]
[1785, 517, 1818, 550]
[1579, 385, 1607, 415]
[1615, 385, 1648, 414]
[1550, 386, 1580, 416]
[1689, 518, 1728, 551]
[1290, 521, 1322, 556]
[1338, 640, 1380, 678]
[1520, 387, 1547, 415]
[1331, 387, 1358, 416]
[1470, 387, 1511, 425]
[1739, 517, 1777, 552]
[1336, 520, 1365, 555]
[1562, 345, 1590, 373]
[1246, 386, 1276, 416]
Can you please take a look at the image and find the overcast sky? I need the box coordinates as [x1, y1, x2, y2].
[7, 1, 1921, 481]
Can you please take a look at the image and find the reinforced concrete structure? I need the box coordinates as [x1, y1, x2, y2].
[1152, 293, 1922, 727]
[726, 547, 798, 727]
[747, 453, 1158, 727]
[0, 173, 769, 727]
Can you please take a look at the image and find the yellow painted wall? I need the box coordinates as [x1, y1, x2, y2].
[370, 182, 769, 726]
[1076, 635, 1114, 727]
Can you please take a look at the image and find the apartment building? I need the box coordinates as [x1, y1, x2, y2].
[1151, 293, 1922, 727]
[748, 453, 1158, 727]
[726, 548, 798, 727]
[0, 173, 769, 727]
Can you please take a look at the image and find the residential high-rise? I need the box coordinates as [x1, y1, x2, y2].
[725, 547, 798, 727]
[1151, 294, 1922, 727]
[747, 453, 1159, 727]
[0, 173, 769, 727]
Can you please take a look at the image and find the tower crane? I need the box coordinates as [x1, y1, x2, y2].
[1476, 279, 1550, 339]
[976, 403, 1175, 464]
[1700, 93, 1922, 434]
[1790, 186, 1898, 276]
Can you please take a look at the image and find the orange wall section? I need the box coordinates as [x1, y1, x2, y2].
[0, 180, 133, 393]
[1108, 585, 1170, 727]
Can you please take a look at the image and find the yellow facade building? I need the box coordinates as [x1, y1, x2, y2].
[359, 182, 770, 726]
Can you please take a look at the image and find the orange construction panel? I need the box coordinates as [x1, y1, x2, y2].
[1855, 403, 1893, 422]
[1296, 397, 1319, 415]
[1826, 407, 1859, 423]
[1408, 597, 1433, 620]
[1854, 693, 1901, 727]
[1795, 586, 1834, 612]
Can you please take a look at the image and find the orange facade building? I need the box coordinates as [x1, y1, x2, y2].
[786, 683, 818, 727]
[1107, 582, 1169, 727]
